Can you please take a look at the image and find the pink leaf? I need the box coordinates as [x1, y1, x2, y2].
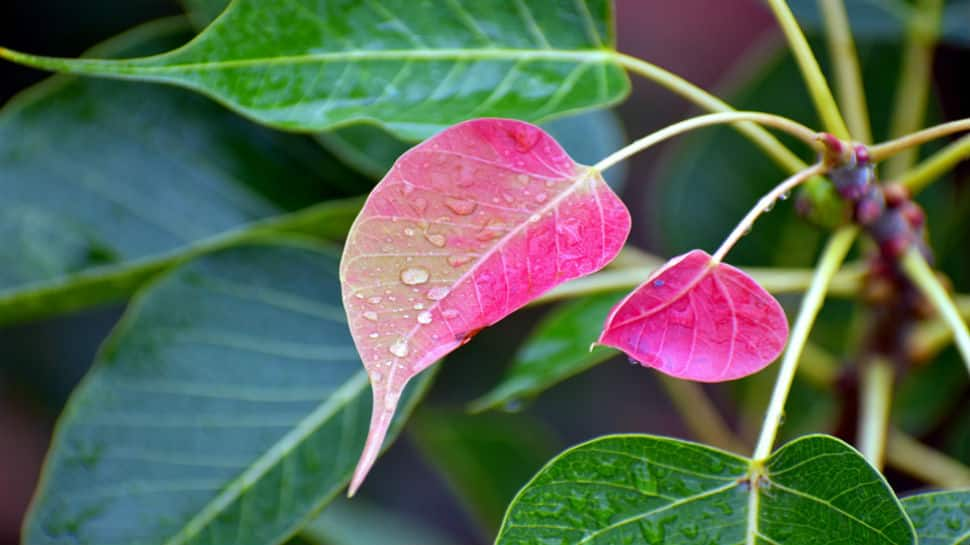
[340, 118, 631, 494]
[598, 250, 789, 382]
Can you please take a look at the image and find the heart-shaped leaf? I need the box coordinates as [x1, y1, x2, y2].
[1, 0, 629, 139]
[598, 249, 789, 382]
[902, 490, 970, 545]
[496, 434, 916, 545]
[340, 118, 631, 494]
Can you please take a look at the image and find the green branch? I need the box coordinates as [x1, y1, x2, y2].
[858, 357, 893, 468]
[900, 248, 970, 375]
[765, 0, 851, 139]
[753, 227, 857, 460]
[819, 0, 872, 143]
[898, 134, 970, 193]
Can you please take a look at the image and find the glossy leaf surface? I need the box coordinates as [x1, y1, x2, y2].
[471, 292, 622, 412]
[298, 499, 458, 545]
[2, 0, 630, 139]
[409, 409, 559, 534]
[0, 19, 364, 325]
[599, 250, 789, 382]
[340, 118, 630, 493]
[902, 490, 970, 545]
[497, 434, 915, 545]
[24, 240, 435, 545]
[786, 0, 970, 47]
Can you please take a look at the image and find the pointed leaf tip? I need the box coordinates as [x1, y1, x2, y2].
[598, 249, 789, 382]
[340, 118, 631, 490]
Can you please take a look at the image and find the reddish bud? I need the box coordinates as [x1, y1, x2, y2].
[882, 183, 909, 208]
[900, 201, 925, 229]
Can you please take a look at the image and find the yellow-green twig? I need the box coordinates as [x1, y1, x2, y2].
[819, 0, 872, 143]
[898, 133, 970, 193]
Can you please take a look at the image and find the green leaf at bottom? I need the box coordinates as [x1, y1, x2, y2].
[902, 490, 970, 545]
[496, 434, 915, 545]
[24, 240, 435, 545]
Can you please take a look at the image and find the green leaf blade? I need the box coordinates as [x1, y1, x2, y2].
[1, 0, 629, 138]
[496, 434, 916, 545]
[902, 490, 970, 545]
[24, 240, 435, 545]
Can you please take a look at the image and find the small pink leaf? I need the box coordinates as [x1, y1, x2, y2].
[598, 250, 789, 382]
[340, 118, 631, 494]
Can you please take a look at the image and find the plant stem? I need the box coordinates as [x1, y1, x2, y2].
[908, 294, 970, 361]
[612, 53, 806, 174]
[592, 112, 820, 173]
[869, 118, 970, 162]
[657, 375, 746, 453]
[858, 357, 893, 468]
[818, 0, 872, 143]
[765, 0, 851, 139]
[900, 248, 970, 374]
[711, 163, 827, 263]
[886, 428, 970, 487]
[534, 261, 864, 304]
[898, 134, 970, 193]
[883, 0, 944, 179]
[753, 227, 857, 460]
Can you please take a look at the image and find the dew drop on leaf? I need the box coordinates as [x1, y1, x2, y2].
[416, 311, 433, 324]
[447, 255, 472, 267]
[400, 267, 430, 285]
[424, 232, 446, 247]
[389, 339, 409, 358]
[363, 311, 378, 321]
[442, 309, 460, 319]
[444, 197, 477, 215]
[426, 287, 449, 300]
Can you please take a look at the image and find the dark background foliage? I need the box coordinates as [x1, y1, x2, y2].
[1, 1, 967, 544]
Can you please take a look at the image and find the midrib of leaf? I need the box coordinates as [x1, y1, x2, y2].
[0, 48, 618, 75]
[162, 371, 369, 545]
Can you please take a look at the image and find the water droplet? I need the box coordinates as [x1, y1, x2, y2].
[400, 182, 415, 195]
[445, 197, 477, 215]
[476, 230, 499, 242]
[413, 303, 425, 310]
[363, 311, 378, 321]
[529, 213, 541, 223]
[765, 200, 775, 212]
[780, 190, 791, 200]
[653, 279, 665, 288]
[368, 332, 379, 339]
[502, 399, 524, 413]
[516, 174, 530, 184]
[400, 267, 430, 285]
[424, 232, 446, 247]
[389, 339, 409, 358]
[426, 287, 449, 300]
[535, 192, 548, 203]
[628, 356, 641, 366]
[403, 227, 416, 236]
[354, 293, 364, 299]
[946, 517, 962, 531]
[368, 296, 383, 305]
[371, 370, 383, 381]
[417, 311, 433, 324]
[442, 309, 460, 319]
[512, 125, 541, 152]
[384, 390, 401, 410]
[448, 255, 472, 267]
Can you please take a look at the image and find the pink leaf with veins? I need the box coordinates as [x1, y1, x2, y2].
[339, 118, 631, 495]
[598, 250, 789, 382]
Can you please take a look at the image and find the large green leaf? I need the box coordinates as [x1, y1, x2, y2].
[471, 292, 622, 412]
[2, 0, 630, 139]
[496, 434, 915, 545]
[409, 409, 560, 535]
[23, 240, 436, 545]
[902, 490, 970, 545]
[0, 18, 366, 325]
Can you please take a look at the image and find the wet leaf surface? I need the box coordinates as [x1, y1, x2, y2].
[340, 118, 630, 493]
[902, 490, 970, 545]
[599, 250, 789, 382]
